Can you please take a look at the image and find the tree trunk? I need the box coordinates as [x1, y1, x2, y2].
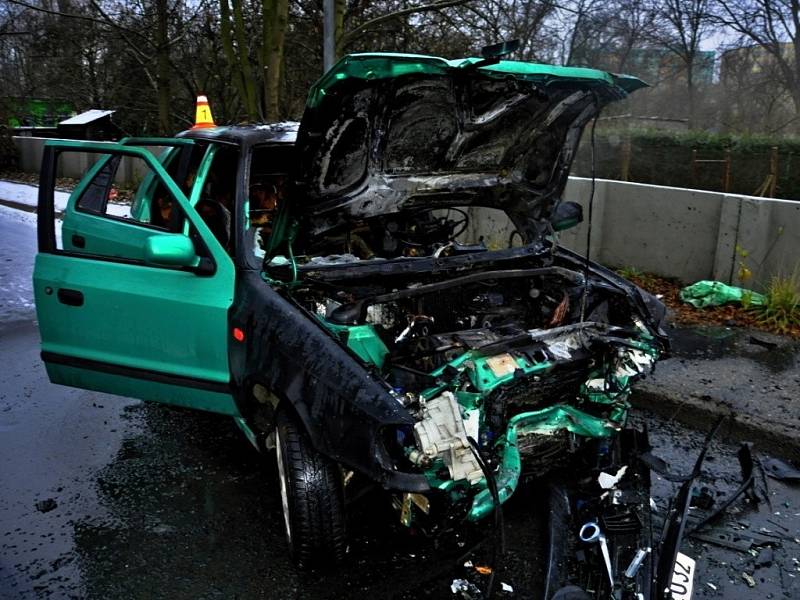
[686, 58, 695, 130]
[219, 0, 249, 119]
[334, 0, 345, 61]
[231, 0, 259, 120]
[262, 0, 288, 120]
[155, 0, 172, 134]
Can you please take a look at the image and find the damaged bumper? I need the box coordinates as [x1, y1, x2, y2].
[395, 322, 661, 526]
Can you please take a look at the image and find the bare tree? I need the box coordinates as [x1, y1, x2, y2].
[714, 0, 800, 122]
[651, 0, 714, 128]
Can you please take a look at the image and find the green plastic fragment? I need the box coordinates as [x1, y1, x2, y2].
[467, 405, 618, 521]
[679, 280, 766, 308]
[317, 319, 389, 368]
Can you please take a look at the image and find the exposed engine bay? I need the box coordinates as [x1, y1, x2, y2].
[267, 232, 669, 597]
[271, 214, 668, 526]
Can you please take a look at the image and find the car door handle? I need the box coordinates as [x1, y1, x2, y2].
[57, 288, 84, 307]
[71, 234, 86, 248]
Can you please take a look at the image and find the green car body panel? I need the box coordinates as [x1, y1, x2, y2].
[34, 140, 238, 415]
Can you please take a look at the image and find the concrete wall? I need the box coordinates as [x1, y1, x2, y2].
[12, 136, 800, 287]
[12, 136, 158, 186]
[559, 178, 798, 289]
[466, 178, 798, 289]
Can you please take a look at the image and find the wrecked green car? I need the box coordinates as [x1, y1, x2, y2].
[34, 50, 669, 593]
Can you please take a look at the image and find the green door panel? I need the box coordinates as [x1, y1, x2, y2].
[34, 140, 238, 416]
[62, 211, 164, 260]
[45, 363, 239, 416]
[35, 252, 232, 382]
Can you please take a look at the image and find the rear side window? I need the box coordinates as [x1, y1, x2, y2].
[74, 153, 185, 232]
[77, 155, 120, 213]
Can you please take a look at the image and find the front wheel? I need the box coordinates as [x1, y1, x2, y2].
[275, 410, 346, 568]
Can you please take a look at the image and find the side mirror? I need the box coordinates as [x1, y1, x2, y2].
[144, 233, 199, 268]
[551, 201, 583, 232]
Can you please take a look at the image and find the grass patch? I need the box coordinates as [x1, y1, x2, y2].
[751, 273, 800, 335]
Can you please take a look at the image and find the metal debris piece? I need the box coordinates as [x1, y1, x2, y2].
[690, 530, 753, 553]
[688, 443, 756, 535]
[34, 498, 57, 513]
[624, 547, 651, 579]
[761, 457, 800, 481]
[755, 547, 774, 568]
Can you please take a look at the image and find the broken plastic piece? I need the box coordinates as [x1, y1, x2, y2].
[679, 280, 766, 308]
[755, 546, 774, 568]
[598, 465, 628, 489]
[761, 457, 800, 481]
[741, 572, 756, 587]
[467, 405, 617, 521]
[500, 582, 513, 593]
[450, 578, 482, 598]
[688, 443, 756, 534]
[690, 486, 715, 510]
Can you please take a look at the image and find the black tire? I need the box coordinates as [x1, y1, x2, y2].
[275, 409, 346, 568]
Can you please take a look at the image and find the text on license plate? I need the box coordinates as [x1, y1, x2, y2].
[669, 552, 695, 600]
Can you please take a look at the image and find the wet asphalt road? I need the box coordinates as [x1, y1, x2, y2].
[0, 319, 545, 599]
[2, 206, 800, 599]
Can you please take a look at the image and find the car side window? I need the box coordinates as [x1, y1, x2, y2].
[77, 155, 120, 214]
[246, 145, 293, 261]
[73, 153, 185, 232]
[58, 150, 209, 264]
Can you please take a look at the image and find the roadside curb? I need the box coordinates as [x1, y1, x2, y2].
[0, 198, 62, 218]
[0, 198, 37, 213]
[632, 386, 800, 463]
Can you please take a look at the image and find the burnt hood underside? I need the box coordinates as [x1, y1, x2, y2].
[291, 54, 644, 242]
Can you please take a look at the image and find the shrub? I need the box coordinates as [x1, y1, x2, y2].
[751, 272, 800, 334]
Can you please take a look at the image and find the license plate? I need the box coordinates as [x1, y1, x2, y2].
[669, 552, 695, 599]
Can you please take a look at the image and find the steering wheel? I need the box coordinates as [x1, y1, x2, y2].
[444, 208, 470, 240]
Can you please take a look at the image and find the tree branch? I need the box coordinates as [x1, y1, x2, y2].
[341, 0, 471, 47]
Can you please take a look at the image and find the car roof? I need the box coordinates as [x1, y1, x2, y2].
[177, 121, 298, 146]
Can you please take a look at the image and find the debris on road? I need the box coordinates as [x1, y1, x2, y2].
[34, 498, 57, 513]
[762, 457, 800, 482]
[450, 578, 482, 598]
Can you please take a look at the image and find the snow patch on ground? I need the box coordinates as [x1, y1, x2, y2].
[0, 179, 132, 218]
[0, 204, 38, 326]
[0, 180, 70, 211]
[0, 203, 38, 227]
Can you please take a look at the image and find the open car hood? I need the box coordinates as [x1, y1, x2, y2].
[290, 53, 645, 243]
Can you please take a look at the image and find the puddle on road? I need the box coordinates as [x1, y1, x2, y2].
[669, 325, 799, 372]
